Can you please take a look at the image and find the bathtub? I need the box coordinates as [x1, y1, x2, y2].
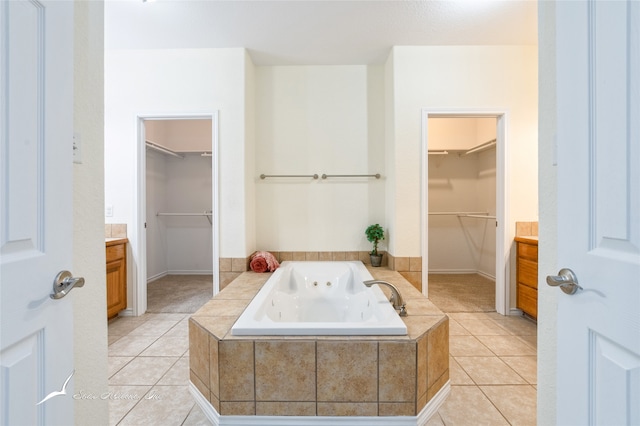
[231, 261, 408, 336]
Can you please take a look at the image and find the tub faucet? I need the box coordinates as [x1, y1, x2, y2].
[363, 280, 407, 317]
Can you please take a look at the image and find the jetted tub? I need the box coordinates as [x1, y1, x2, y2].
[231, 261, 408, 335]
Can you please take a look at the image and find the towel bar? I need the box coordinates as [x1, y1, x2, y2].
[260, 174, 319, 179]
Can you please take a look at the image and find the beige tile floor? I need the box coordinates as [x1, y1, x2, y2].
[108, 297, 537, 425]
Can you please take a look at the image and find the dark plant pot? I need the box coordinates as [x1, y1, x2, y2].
[370, 254, 383, 267]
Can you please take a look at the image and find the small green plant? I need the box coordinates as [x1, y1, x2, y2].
[365, 224, 385, 256]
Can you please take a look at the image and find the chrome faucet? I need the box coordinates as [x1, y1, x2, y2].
[363, 280, 407, 317]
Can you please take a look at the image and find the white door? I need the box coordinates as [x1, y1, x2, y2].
[554, 1, 640, 424]
[0, 1, 76, 425]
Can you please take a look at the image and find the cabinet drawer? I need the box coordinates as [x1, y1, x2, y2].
[518, 258, 538, 289]
[518, 242, 538, 261]
[106, 244, 125, 262]
[517, 283, 538, 319]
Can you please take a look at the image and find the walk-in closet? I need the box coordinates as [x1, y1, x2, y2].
[145, 119, 214, 312]
[427, 117, 498, 312]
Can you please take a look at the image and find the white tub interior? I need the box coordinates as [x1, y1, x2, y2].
[231, 261, 408, 336]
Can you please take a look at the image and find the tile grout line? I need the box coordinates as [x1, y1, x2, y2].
[109, 316, 186, 425]
[476, 384, 520, 426]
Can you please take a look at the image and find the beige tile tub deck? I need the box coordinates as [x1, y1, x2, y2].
[188, 269, 449, 418]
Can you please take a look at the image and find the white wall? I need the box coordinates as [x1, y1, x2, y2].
[538, 0, 558, 422]
[105, 48, 253, 307]
[73, 1, 108, 424]
[254, 65, 386, 251]
[105, 47, 250, 254]
[244, 51, 257, 256]
[384, 52, 397, 255]
[388, 45, 538, 265]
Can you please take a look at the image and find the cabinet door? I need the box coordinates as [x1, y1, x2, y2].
[106, 244, 127, 319]
[516, 242, 538, 318]
[517, 283, 537, 319]
[106, 258, 126, 318]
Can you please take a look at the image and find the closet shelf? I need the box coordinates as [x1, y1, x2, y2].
[427, 139, 497, 156]
[145, 141, 184, 159]
[429, 212, 496, 221]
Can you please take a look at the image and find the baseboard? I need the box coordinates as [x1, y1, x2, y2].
[416, 381, 450, 425]
[428, 269, 477, 274]
[147, 271, 168, 283]
[476, 270, 496, 281]
[148, 270, 213, 283]
[427, 269, 496, 281]
[510, 308, 524, 316]
[189, 381, 450, 426]
[167, 269, 213, 275]
[117, 308, 135, 317]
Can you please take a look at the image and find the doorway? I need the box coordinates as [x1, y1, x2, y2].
[133, 113, 220, 316]
[421, 111, 509, 315]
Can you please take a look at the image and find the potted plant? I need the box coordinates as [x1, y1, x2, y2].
[365, 224, 385, 267]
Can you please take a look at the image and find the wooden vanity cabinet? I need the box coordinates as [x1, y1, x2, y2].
[515, 236, 538, 319]
[106, 239, 127, 319]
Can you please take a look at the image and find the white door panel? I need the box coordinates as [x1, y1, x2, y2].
[1, 1, 75, 425]
[555, 0, 640, 424]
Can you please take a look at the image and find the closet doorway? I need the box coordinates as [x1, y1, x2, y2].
[421, 112, 509, 315]
[134, 114, 219, 316]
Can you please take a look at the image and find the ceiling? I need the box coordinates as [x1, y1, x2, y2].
[104, 0, 537, 66]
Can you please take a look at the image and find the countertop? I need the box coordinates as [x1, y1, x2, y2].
[106, 237, 128, 246]
[515, 235, 538, 245]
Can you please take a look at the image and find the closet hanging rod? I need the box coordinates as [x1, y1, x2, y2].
[145, 141, 184, 159]
[462, 139, 497, 156]
[260, 174, 319, 179]
[463, 214, 497, 220]
[156, 212, 212, 225]
[429, 212, 489, 216]
[321, 173, 381, 179]
[428, 151, 449, 155]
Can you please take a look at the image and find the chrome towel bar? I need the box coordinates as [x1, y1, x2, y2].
[259, 173, 381, 180]
[260, 174, 319, 179]
[321, 173, 380, 179]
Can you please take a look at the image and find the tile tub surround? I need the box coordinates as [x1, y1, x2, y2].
[387, 254, 422, 291]
[189, 267, 449, 421]
[218, 252, 417, 291]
